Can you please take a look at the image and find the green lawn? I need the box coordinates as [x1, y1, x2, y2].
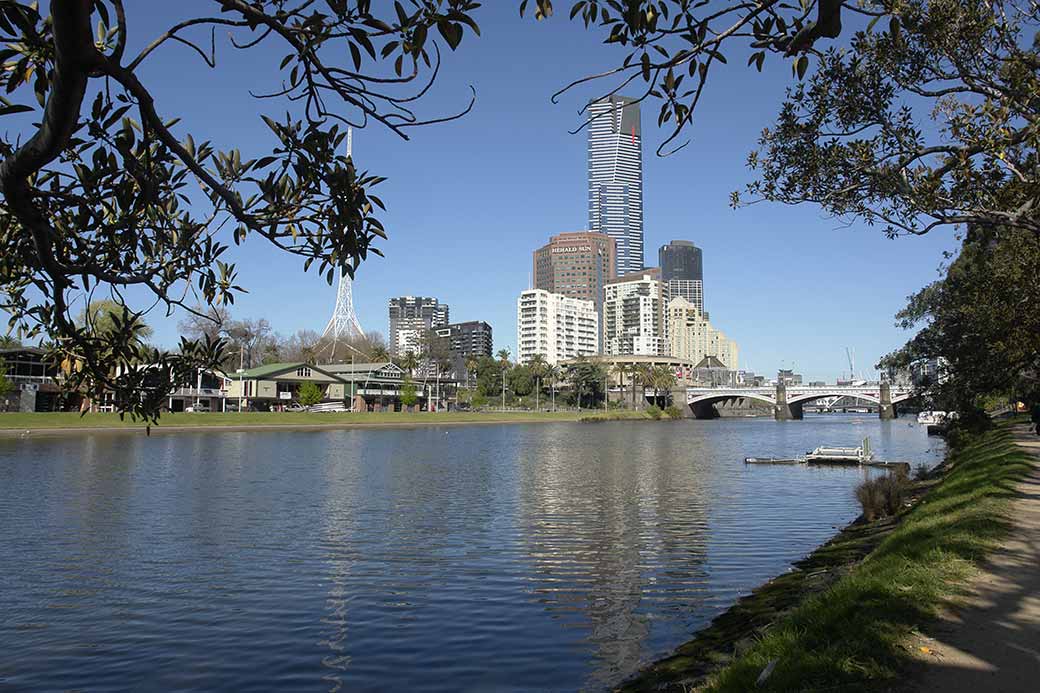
[701, 421, 1034, 692]
[0, 409, 608, 430]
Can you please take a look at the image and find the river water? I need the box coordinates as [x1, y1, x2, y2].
[0, 416, 942, 691]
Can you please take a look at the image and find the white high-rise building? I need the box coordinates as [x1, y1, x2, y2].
[665, 297, 739, 369]
[602, 271, 669, 356]
[588, 96, 644, 276]
[516, 289, 598, 365]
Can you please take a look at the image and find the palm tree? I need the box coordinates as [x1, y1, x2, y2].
[0, 334, 21, 349]
[612, 362, 630, 409]
[528, 354, 548, 410]
[371, 344, 390, 363]
[544, 364, 560, 411]
[464, 355, 479, 389]
[651, 365, 677, 407]
[496, 348, 511, 365]
[634, 364, 653, 408]
[400, 350, 419, 377]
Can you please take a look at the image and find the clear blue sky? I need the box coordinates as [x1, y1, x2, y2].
[115, 4, 955, 382]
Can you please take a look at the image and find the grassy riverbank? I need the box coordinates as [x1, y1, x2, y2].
[692, 421, 1033, 691]
[0, 410, 602, 432]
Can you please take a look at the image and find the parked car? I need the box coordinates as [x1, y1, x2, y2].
[285, 402, 306, 412]
[185, 403, 210, 413]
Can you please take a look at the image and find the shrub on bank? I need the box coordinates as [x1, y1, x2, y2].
[855, 474, 907, 521]
[646, 405, 663, 420]
[664, 405, 683, 419]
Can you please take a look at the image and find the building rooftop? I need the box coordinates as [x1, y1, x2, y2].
[238, 362, 308, 379]
[607, 267, 661, 284]
[320, 362, 397, 373]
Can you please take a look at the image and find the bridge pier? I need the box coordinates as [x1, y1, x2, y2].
[879, 382, 897, 420]
[774, 383, 803, 420]
[670, 389, 695, 418]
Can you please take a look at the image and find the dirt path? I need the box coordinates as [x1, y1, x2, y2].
[913, 424, 1040, 692]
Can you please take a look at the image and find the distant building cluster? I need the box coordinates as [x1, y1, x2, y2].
[386, 297, 493, 379]
[516, 96, 740, 376]
[315, 98, 745, 395]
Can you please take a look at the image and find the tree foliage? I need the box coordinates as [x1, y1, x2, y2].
[523, 1, 1037, 237]
[507, 364, 534, 397]
[0, 358, 12, 398]
[740, 0, 1040, 237]
[565, 357, 607, 408]
[0, 0, 480, 421]
[296, 380, 323, 406]
[400, 377, 418, 407]
[880, 225, 1040, 411]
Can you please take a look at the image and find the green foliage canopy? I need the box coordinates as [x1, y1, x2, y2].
[296, 380, 323, 407]
[881, 226, 1040, 411]
[0, 0, 480, 421]
[0, 358, 13, 398]
[400, 377, 419, 407]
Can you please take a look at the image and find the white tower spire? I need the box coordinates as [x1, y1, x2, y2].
[318, 126, 365, 358]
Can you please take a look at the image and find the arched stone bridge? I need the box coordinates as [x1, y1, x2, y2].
[686, 383, 913, 420]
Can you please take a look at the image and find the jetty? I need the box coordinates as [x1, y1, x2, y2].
[745, 439, 909, 473]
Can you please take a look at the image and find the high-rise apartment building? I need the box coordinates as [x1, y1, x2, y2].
[388, 296, 449, 356]
[588, 96, 644, 276]
[517, 289, 598, 365]
[431, 321, 493, 378]
[665, 297, 739, 369]
[659, 240, 704, 314]
[532, 231, 616, 314]
[602, 270, 669, 356]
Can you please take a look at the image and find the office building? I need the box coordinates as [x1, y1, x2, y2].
[533, 231, 616, 314]
[388, 296, 449, 356]
[659, 240, 704, 314]
[588, 95, 644, 275]
[432, 321, 493, 378]
[517, 289, 598, 365]
[602, 270, 668, 356]
[666, 296, 739, 369]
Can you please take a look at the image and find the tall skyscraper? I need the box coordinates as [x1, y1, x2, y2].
[532, 231, 616, 315]
[388, 296, 449, 356]
[588, 96, 644, 276]
[659, 240, 704, 314]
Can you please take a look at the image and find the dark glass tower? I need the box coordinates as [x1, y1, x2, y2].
[659, 240, 704, 314]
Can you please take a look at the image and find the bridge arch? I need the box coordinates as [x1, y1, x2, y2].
[687, 393, 776, 419]
[786, 392, 881, 407]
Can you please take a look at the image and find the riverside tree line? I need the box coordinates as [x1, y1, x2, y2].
[0, 1, 1036, 420]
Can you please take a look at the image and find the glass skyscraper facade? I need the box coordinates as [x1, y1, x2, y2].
[659, 240, 704, 315]
[587, 96, 644, 276]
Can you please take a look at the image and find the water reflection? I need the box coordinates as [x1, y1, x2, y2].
[0, 417, 943, 692]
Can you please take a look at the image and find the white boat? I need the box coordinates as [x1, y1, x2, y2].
[805, 437, 874, 464]
[917, 411, 958, 425]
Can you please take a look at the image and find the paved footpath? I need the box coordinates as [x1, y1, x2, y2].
[914, 424, 1040, 692]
